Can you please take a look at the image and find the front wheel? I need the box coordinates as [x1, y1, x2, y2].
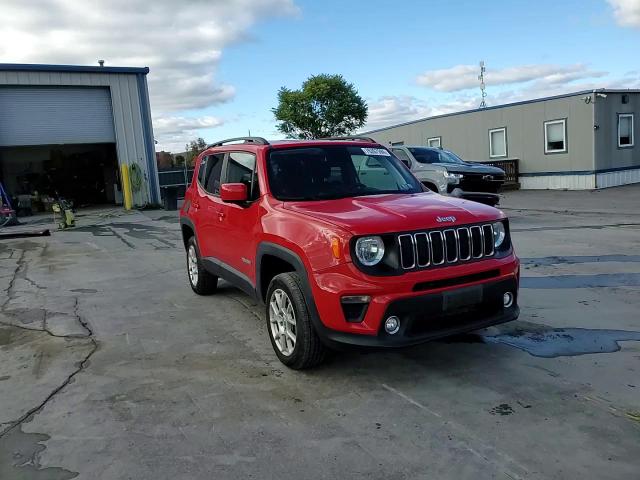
[266, 272, 326, 369]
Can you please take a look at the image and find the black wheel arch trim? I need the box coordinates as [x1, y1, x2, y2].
[180, 217, 196, 249]
[256, 242, 337, 346]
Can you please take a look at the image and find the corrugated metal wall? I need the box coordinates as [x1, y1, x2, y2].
[0, 70, 159, 205]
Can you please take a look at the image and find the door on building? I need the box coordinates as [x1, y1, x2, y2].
[0, 86, 120, 209]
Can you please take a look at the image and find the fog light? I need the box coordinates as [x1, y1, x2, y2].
[384, 316, 400, 334]
[503, 292, 514, 308]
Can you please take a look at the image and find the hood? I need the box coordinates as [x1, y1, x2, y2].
[434, 163, 505, 175]
[283, 193, 503, 235]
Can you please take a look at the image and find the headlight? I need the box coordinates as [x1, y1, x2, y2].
[355, 236, 385, 266]
[444, 172, 463, 179]
[492, 221, 506, 248]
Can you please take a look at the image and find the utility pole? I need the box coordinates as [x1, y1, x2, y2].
[479, 61, 487, 109]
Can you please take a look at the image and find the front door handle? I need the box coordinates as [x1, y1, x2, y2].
[217, 211, 226, 221]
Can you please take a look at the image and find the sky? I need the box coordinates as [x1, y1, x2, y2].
[1, 0, 639, 152]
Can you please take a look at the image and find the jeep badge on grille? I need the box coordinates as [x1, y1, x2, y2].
[436, 216, 457, 223]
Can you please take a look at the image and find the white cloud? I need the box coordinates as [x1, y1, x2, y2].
[0, 0, 298, 150]
[416, 63, 607, 92]
[607, 0, 640, 27]
[153, 116, 225, 151]
[365, 96, 432, 131]
[365, 68, 639, 132]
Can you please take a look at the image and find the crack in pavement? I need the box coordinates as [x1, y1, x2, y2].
[0, 245, 98, 439]
[1, 248, 25, 310]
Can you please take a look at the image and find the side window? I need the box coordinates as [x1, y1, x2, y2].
[197, 156, 207, 185]
[392, 148, 412, 168]
[225, 152, 259, 200]
[204, 153, 224, 195]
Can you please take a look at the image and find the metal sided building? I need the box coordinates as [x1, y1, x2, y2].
[364, 90, 639, 190]
[0, 63, 159, 206]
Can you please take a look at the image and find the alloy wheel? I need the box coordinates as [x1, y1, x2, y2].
[269, 289, 297, 356]
[188, 245, 199, 286]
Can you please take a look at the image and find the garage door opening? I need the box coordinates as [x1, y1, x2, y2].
[0, 143, 121, 214]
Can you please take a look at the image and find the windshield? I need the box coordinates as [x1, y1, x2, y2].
[267, 145, 422, 201]
[408, 147, 466, 165]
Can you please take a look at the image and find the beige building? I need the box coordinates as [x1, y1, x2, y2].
[364, 90, 639, 190]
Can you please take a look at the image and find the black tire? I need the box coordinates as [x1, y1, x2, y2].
[186, 236, 218, 295]
[266, 272, 326, 369]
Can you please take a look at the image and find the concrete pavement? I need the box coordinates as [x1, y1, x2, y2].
[1, 186, 639, 479]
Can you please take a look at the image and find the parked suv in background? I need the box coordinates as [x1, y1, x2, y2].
[391, 146, 505, 206]
[180, 136, 519, 369]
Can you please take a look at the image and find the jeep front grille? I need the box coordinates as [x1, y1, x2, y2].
[398, 224, 495, 270]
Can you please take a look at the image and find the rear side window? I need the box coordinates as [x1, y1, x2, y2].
[197, 157, 207, 185]
[225, 152, 259, 200]
[204, 153, 224, 195]
[408, 148, 439, 164]
[392, 148, 411, 161]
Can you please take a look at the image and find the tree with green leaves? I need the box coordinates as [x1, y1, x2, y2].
[272, 74, 368, 139]
[185, 137, 207, 167]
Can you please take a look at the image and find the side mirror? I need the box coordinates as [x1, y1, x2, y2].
[220, 183, 248, 203]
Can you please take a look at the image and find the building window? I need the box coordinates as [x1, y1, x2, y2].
[427, 137, 441, 148]
[489, 127, 507, 158]
[544, 119, 567, 154]
[618, 114, 634, 148]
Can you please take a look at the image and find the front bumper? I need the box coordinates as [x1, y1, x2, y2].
[447, 178, 504, 194]
[449, 188, 502, 206]
[308, 255, 520, 348]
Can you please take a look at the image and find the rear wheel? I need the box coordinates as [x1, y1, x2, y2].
[266, 272, 326, 369]
[186, 237, 218, 295]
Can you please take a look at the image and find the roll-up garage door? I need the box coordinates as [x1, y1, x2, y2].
[0, 86, 116, 146]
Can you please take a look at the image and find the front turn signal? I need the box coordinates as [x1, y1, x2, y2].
[331, 237, 341, 259]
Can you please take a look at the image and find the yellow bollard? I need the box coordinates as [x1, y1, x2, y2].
[120, 164, 133, 210]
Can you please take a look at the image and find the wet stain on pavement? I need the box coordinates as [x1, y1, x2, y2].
[69, 222, 177, 249]
[70, 289, 98, 294]
[520, 254, 640, 266]
[482, 328, 640, 358]
[490, 404, 514, 416]
[0, 329, 13, 346]
[521, 273, 640, 289]
[0, 428, 78, 479]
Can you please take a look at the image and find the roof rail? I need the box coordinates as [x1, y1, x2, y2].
[207, 136, 269, 148]
[321, 136, 377, 143]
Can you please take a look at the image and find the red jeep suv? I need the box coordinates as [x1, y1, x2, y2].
[180, 136, 519, 369]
